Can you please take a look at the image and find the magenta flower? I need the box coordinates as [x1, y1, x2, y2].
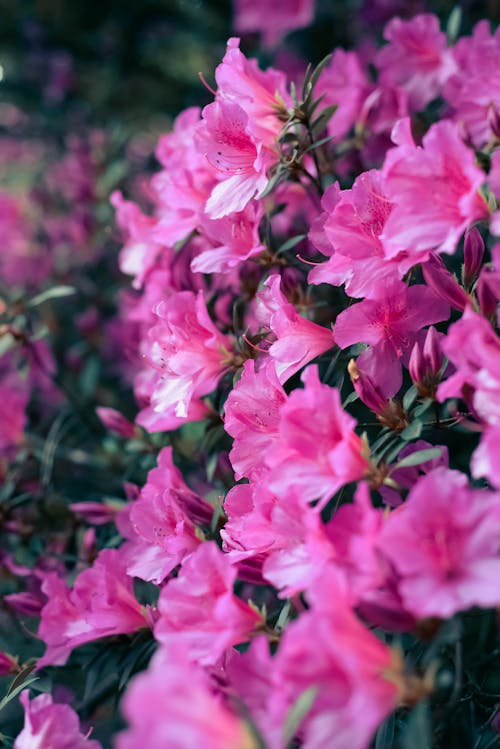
[438, 307, 500, 427]
[214, 38, 289, 142]
[192, 200, 264, 273]
[143, 290, 234, 420]
[224, 359, 287, 481]
[334, 279, 449, 397]
[381, 119, 488, 257]
[269, 571, 399, 749]
[376, 14, 455, 110]
[255, 274, 334, 382]
[123, 447, 209, 584]
[38, 549, 149, 667]
[309, 170, 406, 297]
[14, 692, 101, 749]
[444, 20, 500, 147]
[197, 99, 274, 219]
[221, 481, 336, 597]
[155, 542, 263, 665]
[315, 49, 369, 140]
[116, 646, 255, 749]
[472, 425, 500, 489]
[234, 0, 314, 47]
[111, 191, 161, 289]
[265, 366, 369, 507]
[378, 468, 500, 619]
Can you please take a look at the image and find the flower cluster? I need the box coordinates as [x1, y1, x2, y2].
[2, 6, 500, 749]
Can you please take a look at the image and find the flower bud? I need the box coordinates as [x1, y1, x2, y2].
[409, 327, 443, 399]
[348, 359, 409, 431]
[0, 651, 19, 676]
[96, 406, 137, 438]
[422, 254, 469, 311]
[477, 269, 498, 322]
[463, 227, 485, 288]
[348, 359, 386, 414]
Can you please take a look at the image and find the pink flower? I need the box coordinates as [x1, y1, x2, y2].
[155, 542, 263, 665]
[191, 201, 264, 273]
[151, 108, 216, 246]
[265, 366, 369, 507]
[224, 359, 287, 481]
[378, 468, 500, 619]
[215, 38, 289, 142]
[255, 274, 334, 382]
[334, 279, 449, 397]
[309, 171, 406, 297]
[197, 99, 275, 219]
[315, 50, 370, 140]
[221, 481, 336, 596]
[116, 645, 255, 749]
[472, 425, 500, 489]
[376, 14, 455, 110]
[111, 191, 161, 289]
[14, 691, 101, 749]
[37, 549, 149, 667]
[438, 307, 500, 427]
[269, 571, 399, 749]
[143, 290, 234, 420]
[444, 21, 500, 147]
[234, 0, 314, 47]
[123, 447, 210, 583]
[381, 120, 488, 257]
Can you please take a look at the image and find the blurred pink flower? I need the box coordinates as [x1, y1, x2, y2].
[15, 692, 101, 749]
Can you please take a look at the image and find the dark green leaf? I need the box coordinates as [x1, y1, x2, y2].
[27, 286, 76, 307]
[400, 419, 423, 441]
[393, 447, 442, 470]
[402, 701, 431, 749]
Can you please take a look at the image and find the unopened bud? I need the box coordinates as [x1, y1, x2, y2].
[0, 652, 20, 676]
[477, 269, 498, 322]
[348, 359, 409, 431]
[96, 406, 137, 439]
[348, 359, 386, 414]
[423, 254, 469, 311]
[409, 327, 443, 399]
[463, 227, 485, 288]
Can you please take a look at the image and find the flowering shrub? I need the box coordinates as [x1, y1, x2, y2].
[1, 3, 500, 748]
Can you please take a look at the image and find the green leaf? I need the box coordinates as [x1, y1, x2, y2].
[27, 286, 75, 307]
[400, 419, 423, 441]
[311, 104, 338, 136]
[446, 6, 462, 44]
[0, 333, 16, 357]
[0, 676, 39, 714]
[309, 54, 332, 91]
[413, 399, 433, 419]
[403, 385, 418, 412]
[277, 234, 306, 254]
[283, 686, 317, 745]
[402, 700, 431, 749]
[393, 447, 442, 471]
[342, 390, 359, 408]
[375, 713, 395, 749]
[258, 168, 286, 199]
